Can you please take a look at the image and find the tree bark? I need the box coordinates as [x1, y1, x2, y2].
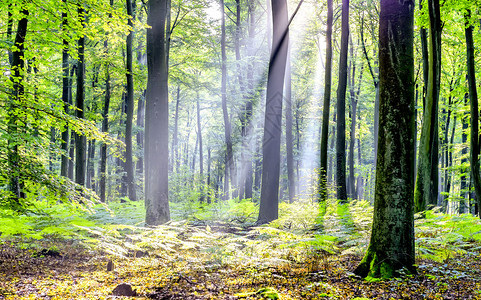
[355, 0, 416, 278]
[145, 0, 170, 225]
[336, 0, 349, 203]
[258, 0, 289, 224]
[318, 0, 333, 202]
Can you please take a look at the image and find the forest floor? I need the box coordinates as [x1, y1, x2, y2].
[1, 200, 481, 299]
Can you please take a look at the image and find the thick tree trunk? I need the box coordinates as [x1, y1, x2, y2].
[336, 0, 349, 203]
[355, 0, 416, 278]
[319, 0, 333, 202]
[75, 5, 86, 187]
[125, 0, 137, 201]
[258, 0, 289, 224]
[415, 0, 441, 213]
[145, 0, 170, 225]
[466, 12, 481, 218]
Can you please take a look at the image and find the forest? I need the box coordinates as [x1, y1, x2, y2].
[1, 0, 481, 298]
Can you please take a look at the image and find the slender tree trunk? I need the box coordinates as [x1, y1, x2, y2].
[221, 0, 235, 200]
[75, 5, 86, 187]
[196, 93, 204, 202]
[460, 94, 469, 214]
[336, 0, 349, 203]
[171, 85, 180, 172]
[415, 0, 441, 213]
[285, 46, 295, 203]
[355, 0, 415, 278]
[466, 11, 481, 218]
[136, 91, 145, 174]
[360, 18, 379, 165]
[319, 0, 333, 202]
[125, 0, 137, 201]
[99, 53, 111, 202]
[258, 0, 289, 224]
[60, 0, 70, 177]
[145, 0, 170, 225]
[8, 7, 29, 201]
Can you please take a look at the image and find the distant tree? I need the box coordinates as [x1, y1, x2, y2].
[145, 0, 171, 225]
[258, 0, 289, 224]
[354, 0, 416, 278]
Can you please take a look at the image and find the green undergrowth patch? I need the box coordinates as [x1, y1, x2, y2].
[415, 210, 481, 262]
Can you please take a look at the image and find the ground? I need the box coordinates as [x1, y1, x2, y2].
[1, 200, 481, 299]
[0, 227, 480, 299]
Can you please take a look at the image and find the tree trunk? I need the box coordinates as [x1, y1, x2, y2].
[258, 0, 289, 224]
[75, 5, 86, 187]
[145, 0, 170, 225]
[136, 91, 145, 174]
[8, 7, 29, 201]
[336, 0, 349, 203]
[460, 94, 469, 214]
[285, 47, 295, 203]
[319, 0, 333, 202]
[466, 11, 481, 218]
[99, 50, 111, 202]
[221, 0, 235, 200]
[415, 0, 441, 213]
[171, 85, 180, 172]
[125, 0, 137, 201]
[354, 0, 416, 278]
[60, 0, 70, 178]
[196, 93, 204, 202]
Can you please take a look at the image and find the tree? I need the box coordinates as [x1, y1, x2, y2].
[465, 9, 481, 218]
[336, 0, 349, 202]
[125, 0, 137, 201]
[257, 0, 289, 224]
[60, 0, 70, 178]
[220, 0, 235, 200]
[318, 0, 333, 203]
[8, 7, 29, 201]
[354, 0, 416, 278]
[414, 0, 442, 213]
[145, 0, 171, 225]
[75, 5, 86, 187]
